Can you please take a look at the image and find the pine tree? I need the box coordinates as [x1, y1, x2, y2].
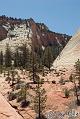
[73, 76, 79, 105]
[71, 59, 80, 105]
[43, 46, 53, 71]
[17, 84, 30, 108]
[5, 44, 12, 68]
[0, 51, 3, 73]
[21, 44, 30, 68]
[10, 70, 16, 86]
[36, 46, 44, 69]
[74, 59, 80, 87]
[17, 84, 26, 102]
[34, 77, 47, 119]
[0, 51, 3, 65]
[14, 49, 20, 67]
[29, 50, 39, 83]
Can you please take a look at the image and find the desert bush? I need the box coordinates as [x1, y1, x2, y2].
[69, 74, 73, 82]
[5, 77, 11, 83]
[15, 84, 20, 90]
[64, 88, 70, 98]
[8, 92, 17, 101]
[59, 78, 65, 85]
[56, 72, 60, 77]
[20, 100, 30, 108]
[34, 77, 44, 84]
[17, 84, 27, 102]
[52, 80, 56, 84]
[17, 95, 24, 102]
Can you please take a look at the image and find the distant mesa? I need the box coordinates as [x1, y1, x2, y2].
[0, 15, 71, 59]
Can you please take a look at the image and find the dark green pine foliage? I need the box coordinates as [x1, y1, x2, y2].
[0, 51, 3, 73]
[34, 77, 47, 119]
[17, 84, 27, 102]
[21, 44, 30, 68]
[71, 59, 80, 105]
[74, 59, 80, 88]
[5, 44, 12, 68]
[36, 46, 45, 73]
[14, 49, 20, 67]
[75, 59, 80, 71]
[29, 50, 39, 83]
[43, 46, 53, 70]
[14, 44, 30, 68]
[0, 51, 3, 65]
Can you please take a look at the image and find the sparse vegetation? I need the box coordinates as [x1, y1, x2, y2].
[0, 15, 73, 119]
[43, 46, 53, 71]
[64, 88, 70, 98]
[69, 74, 73, 82]
[33, 77, 47, 119]
[59, 76, 65, 85]
[52, 80, 56, 84]
[5, 44, 12, 68]
[8, 91, 17, 101]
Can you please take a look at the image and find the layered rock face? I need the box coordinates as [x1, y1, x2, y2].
[0, 25, 7, 40]
[0, 15, 71, 53]
[52, 31, 80, 70]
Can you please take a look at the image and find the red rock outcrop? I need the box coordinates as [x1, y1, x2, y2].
[0, 26, 7, 40]
[0, 15, 71, 45]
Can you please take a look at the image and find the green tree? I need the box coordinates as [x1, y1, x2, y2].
[14, 49, 20, 67]
[43, 46, 53, 71]
[5, 44, 12, 68]
[17, 84, 27, 102]
[74, 59, 80, 87]
[0, 51, 3, 73]
[29, 50, 39, 83]
[21, 44, 30, 68]
[0, 51, 3, 65]
[34, 77, 47, 119]
[17, 84, 30, 108]
[10, 70, 16, 86]
[71, 59, 80, 105]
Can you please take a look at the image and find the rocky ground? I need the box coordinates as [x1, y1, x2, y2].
[0, 69, 80, 119]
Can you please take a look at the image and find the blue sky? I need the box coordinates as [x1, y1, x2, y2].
[0, 0, 80, 35]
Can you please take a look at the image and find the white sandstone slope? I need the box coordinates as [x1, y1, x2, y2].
[52, 30, 80, 70]
[0, 23, 32, 53]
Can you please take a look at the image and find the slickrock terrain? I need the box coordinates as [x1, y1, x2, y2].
[0, 93, 23, 119]
[1, 15, 80, 119]
[52, 30, 80, 71]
